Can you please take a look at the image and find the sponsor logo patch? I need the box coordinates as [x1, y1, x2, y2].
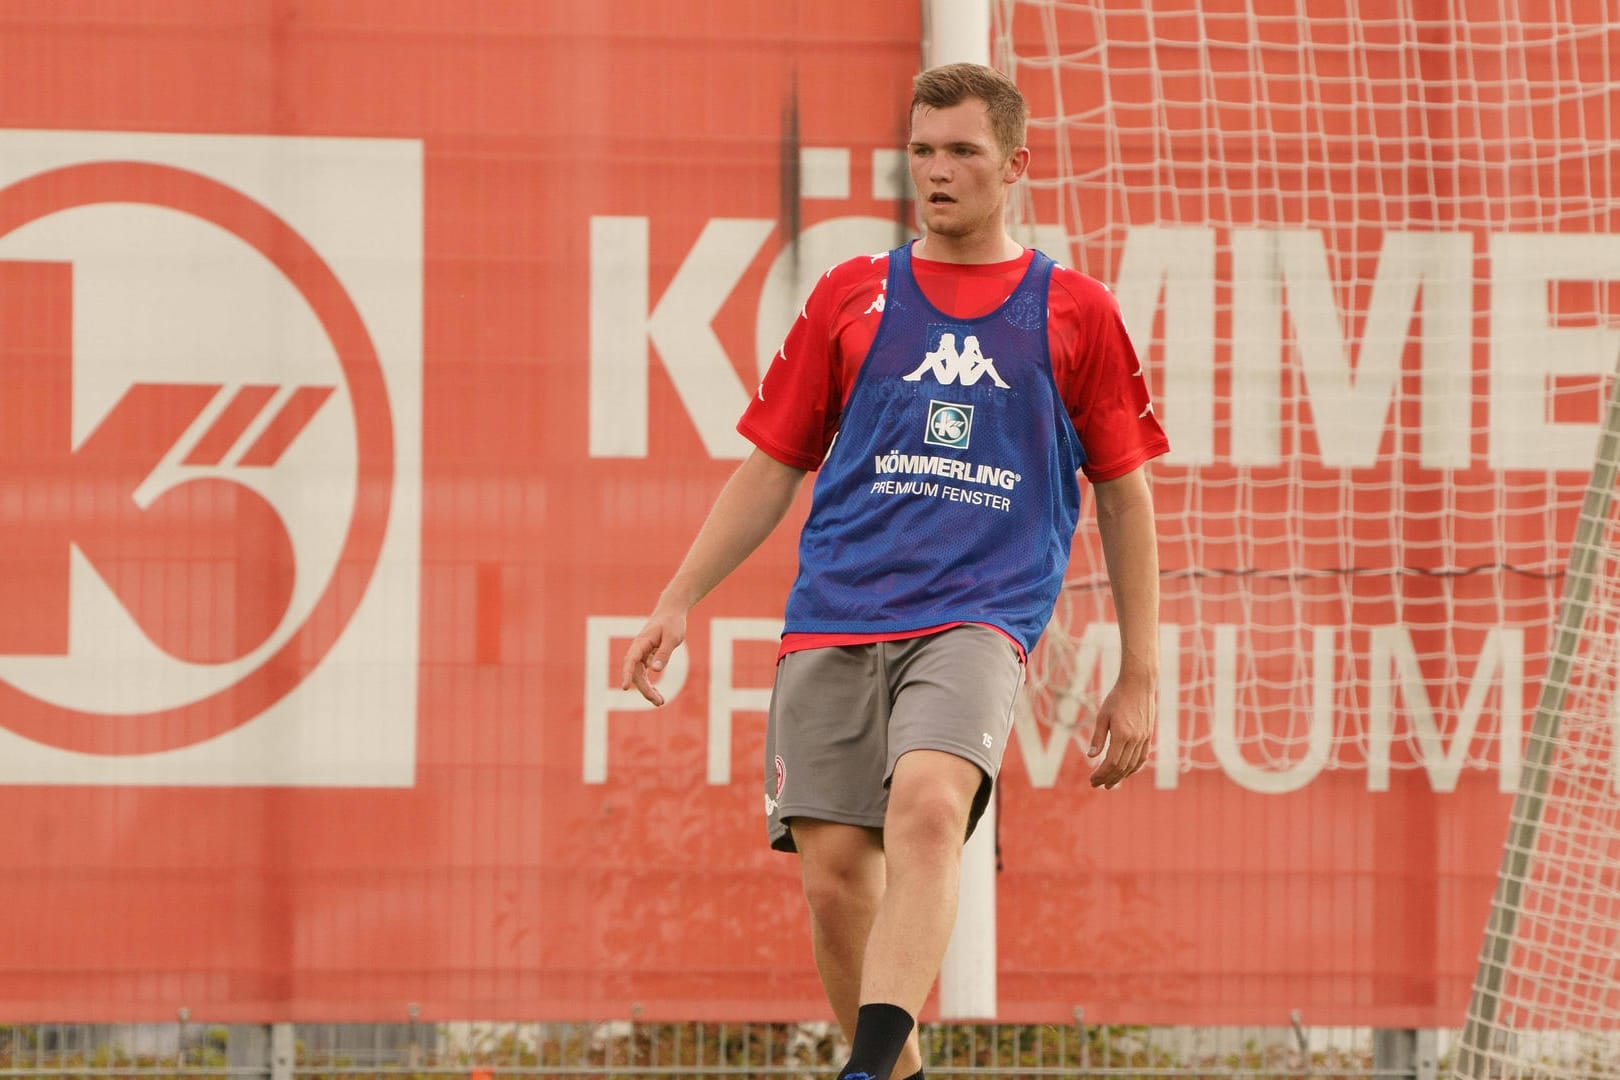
[925, 399, 973, 449]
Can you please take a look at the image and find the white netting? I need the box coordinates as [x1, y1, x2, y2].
[996, 0, 1619, 791]
[996, 1, 1620, 1071]
[1453, 389, 1620, 1075]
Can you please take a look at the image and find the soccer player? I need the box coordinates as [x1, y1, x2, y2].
[621, 61, 1168, 1080]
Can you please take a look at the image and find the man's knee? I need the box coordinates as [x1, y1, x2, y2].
[886, 751, 985, 852]
[793, 820, 884, 919]
[886, 785, 971, 852]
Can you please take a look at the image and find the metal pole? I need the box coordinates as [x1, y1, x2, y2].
[923, 0, 998, 1023]
[270, 1023, 295, 1080]
[1453, 355, 1620, 1076]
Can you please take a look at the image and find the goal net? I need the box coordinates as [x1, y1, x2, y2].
[994, 0, 1618, 1068]
[1454, 373, 1620, 1074]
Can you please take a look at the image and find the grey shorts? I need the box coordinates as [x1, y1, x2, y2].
[763, 623, 1024, 853]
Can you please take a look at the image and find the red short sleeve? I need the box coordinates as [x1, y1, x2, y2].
[737, 253, 889, 470]
[1047, 264, 1171, 482]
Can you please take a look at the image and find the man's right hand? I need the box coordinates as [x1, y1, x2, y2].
[619, 611, 687, 706]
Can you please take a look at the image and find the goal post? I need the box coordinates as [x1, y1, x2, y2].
[1452, 354, 1620, 1075]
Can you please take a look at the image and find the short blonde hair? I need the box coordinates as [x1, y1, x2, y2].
[910, 62, 1028, 157]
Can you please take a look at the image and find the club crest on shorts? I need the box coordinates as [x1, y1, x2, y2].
[765, 753, 786, 816]
[924, 399, 973, 449]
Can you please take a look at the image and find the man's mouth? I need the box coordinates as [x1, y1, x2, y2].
[928, 192, 955, 205]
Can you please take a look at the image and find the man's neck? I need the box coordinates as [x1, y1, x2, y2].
[912, 232, 1023, 265]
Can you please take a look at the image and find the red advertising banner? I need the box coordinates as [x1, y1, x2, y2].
[0, 0, 1612, 1029]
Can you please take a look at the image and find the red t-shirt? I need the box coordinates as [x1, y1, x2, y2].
[739, 244, 1170, 657]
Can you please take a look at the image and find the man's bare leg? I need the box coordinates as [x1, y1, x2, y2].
[792, 819, 924, 1080]
[822, 750, 983, 1079]
[858, 749, 983, 1014]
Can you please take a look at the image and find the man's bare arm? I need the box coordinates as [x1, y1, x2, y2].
[1086, 464, 1161, 788]
[620, 448, 808, 705]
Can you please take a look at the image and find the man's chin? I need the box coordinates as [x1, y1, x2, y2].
[922, 213, 967, 238]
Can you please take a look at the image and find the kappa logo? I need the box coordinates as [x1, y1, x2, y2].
[0, 129, 422, 787]
[864, 278, 886, 315]
[902, 328, 1009, 388]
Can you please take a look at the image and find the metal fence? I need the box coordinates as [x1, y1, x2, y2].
[0, 1020, 1445, 1080]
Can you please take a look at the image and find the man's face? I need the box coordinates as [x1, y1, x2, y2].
[908, 98, 1026, 243]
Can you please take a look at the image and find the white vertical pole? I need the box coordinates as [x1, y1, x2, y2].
[270, 1023, 295, 1080]
[922, 0, 1001, 1021]
[941, 792, 998, 1020]
[923, 0, 992, 71]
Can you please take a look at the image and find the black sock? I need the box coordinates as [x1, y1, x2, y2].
[837, 1002, 914, 1080]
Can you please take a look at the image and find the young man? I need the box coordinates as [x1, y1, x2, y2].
[621, 62, 1168, 1080]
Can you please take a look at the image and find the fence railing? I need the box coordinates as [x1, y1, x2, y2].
[0, 1020, 1454, 1080]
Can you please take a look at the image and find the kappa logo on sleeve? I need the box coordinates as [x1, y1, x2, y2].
[0, 130, 422, 787]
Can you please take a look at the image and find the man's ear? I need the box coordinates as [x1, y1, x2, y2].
[1004, 146, 1031, 184]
